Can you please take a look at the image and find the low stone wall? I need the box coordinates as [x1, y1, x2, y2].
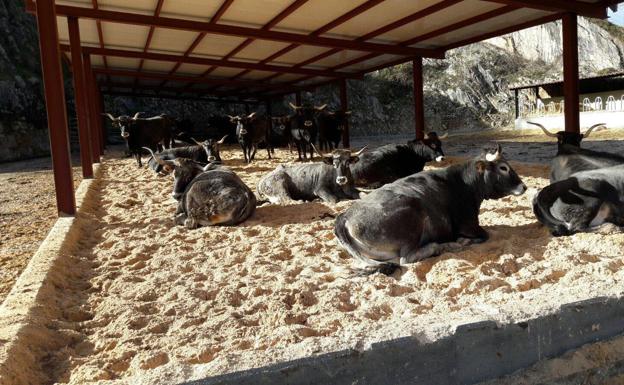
[0, 119, 50, 162]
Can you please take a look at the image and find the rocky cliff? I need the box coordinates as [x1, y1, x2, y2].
[1, 0, 623, 161]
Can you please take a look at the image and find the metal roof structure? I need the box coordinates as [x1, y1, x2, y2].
[26, 0, 616, 101]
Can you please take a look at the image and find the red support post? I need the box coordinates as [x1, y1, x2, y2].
[562, 13, 580, 133]
[68, 17, 94, 176]
[339, 78, 350, 148]
[35, 0, 76, 216]
[83, 53, 101, 161]
[96, 84, 106, 153]
[413, 57, 425, 140]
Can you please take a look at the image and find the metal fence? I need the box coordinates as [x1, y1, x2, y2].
[521, 94, 624, 117]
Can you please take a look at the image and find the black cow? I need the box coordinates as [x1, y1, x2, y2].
[350, 132, 447, 188]
[271, 115, 294, 150]
[335, 144, 527, 275]
[288, 102, 326, 161]
[146, 148, 256, 229]
[230, 112, 272, 163]
[533, 164, 624, 236]
[317, 109, 350, 151]
[104, 112, 174, 167]
[528, 122, 619, 182]
[146, 136, 227, 174]
[257, 146, 367, 204]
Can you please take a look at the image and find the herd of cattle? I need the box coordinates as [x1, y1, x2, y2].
[103, 110, 624, 275]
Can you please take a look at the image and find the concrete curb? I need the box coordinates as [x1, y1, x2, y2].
[0, 163, 103, 385]
[183, 296, 624, 385]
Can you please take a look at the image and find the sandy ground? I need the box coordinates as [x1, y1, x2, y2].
[2, 128, 624, 385]
[0, 157, 81, 303]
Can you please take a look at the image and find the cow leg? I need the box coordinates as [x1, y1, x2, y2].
[457, 223, 489, 243]
[296, 142, 303, 161]
[399, 241, 463, 265]
[308, 143, 314, 161]
[267, 143, 272, 159]
[184, 216, 199, 229]
[315, 189, 340, 204]
[174, 212, 187, 226]
[135, 152, 142, 167]
[250, 145, 257, 162]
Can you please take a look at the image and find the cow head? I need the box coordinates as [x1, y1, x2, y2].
[228, 112, 257, 138]
[289, 102, 326, 130]
[192, 135, 227, 162]
[475, 144, 526, 199]
[271, 115, 292, 133]
[103, 112, 142, 139]
[144, 147, 207, 200]
[409, 131, 447, 162]
[529, 122, 606, 149]
[326, 110, 351, 131]
[314, 144, 366, 186]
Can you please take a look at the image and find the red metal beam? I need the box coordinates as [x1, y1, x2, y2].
[34, 0, 76, 216]
[60, 45, 362, 79]
[102, 90, 260, 104]
[100, 81, 257, 99]
[484, 0, 607, 18]
[339, 79, 350, 148]
[412, 57, 424, 140]
[91, 0, 109, 83]
[84, 53, 102, 159]
[68, 16, 94, 177]
[562, 13, 580, 133]
[134, 0, 165, 93]
[34, 4, 442, 57]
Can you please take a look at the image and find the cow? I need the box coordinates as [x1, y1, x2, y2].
[257, 146, 367, 204]
[229, 112, 272, 163]
[533, 164, 624, 236]
[103, 112, 174, 167]
[145, 148, 256, 229]
[317, 109, 351, 151]
[334, 144, 527, 275]
[271, 115, 294, 150]
[350, 132, 447, 188]
[529, 122, 622, 182]
[288, 102, 327, 161]
[146, 136, 227, 174]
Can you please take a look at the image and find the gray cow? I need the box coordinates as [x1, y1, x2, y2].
[145, 148, 255, 229]
[533, 164, 624, 236]
[335, 144, 527, 275]
[257, 146, 366, 204]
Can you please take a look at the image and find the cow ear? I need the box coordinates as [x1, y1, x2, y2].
[163, 164, 174, 173]
[349, 156, 360, 164]
[322, 155, 333, 165]
[475, 160, 487, 174]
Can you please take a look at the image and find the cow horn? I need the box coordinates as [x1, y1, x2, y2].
[352, 146, 368, 157]
[191, 137, 203, 146]
[102, 113, 116, 121]
[217, 135, 228, 144]
[247, 112, 257, 119]
[132, 112, 142, 120]
[439, 132, 449, 139]
[315, 104, 327, 111]
[528, 121, 557, 138]
[288, 102, 300, 110]
[227, 114, 236, 120]
[310, 143, 327, 159]
[485, 144, 502, 162]
[142, 147, 170, 167]
[583, 123, 606, 138]
[345, 110, 352, 115]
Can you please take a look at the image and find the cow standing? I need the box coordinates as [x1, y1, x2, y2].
[257, 146, 366, 204]
[533, 164, 624, 236]
[146, 148, 256, 229]
[351, 133, 446, 188]
[230, 112, 272, 163]
[288, 102, 326, 161]
[104, 112, 174, 167]
[317, 110, 350, 151]
[335, 145, 527, 275]
[271, 115, 294, 151]
[528, 122, 621, 182]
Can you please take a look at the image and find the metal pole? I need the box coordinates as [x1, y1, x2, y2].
[339, 78, 350, 148]
[35, 0, 76, 216]
[413, 57, 425, 140]
[514, 89, 520, 120]
[68, 16, 94, 176]
[96, 85, 106, 152]
[82, 53, 101, 162]
[563, 13, 580, 133]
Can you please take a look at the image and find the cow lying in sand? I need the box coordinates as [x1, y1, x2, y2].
[335, 144, 527, 275]
[145, 148, 255, 229]
[257, 146, 366, 204]
[533, 164, 624, 236]
[146, 136, 227, 175]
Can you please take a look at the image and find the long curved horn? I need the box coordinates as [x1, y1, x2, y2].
[310, 143, 326, 158]
[132, 112, 142, 120]
[102, 113, 116, 121]
[351, 146, 368, 157]
[227, 114, 236, 120]
[247, 112, 257, 119]
[344, 110, 352, 115]
[315, 104, 327, 111]
[288, 102, 300, 110]
[217, 135, 228, 144]
[142, 147, 167, 167]
[439, 132, 449, 139]
[527, 121, 557, 138]
[191, 137, 203, 146]
[583, 123, 606, 138]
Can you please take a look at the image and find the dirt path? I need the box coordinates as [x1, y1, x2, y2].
[0, 157, 81, 303]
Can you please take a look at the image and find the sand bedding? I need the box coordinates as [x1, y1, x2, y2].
[3, 130, 624, 384]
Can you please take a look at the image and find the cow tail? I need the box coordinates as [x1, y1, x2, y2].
[334, 213, 401, 276]
[532, 186, 570, 236]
